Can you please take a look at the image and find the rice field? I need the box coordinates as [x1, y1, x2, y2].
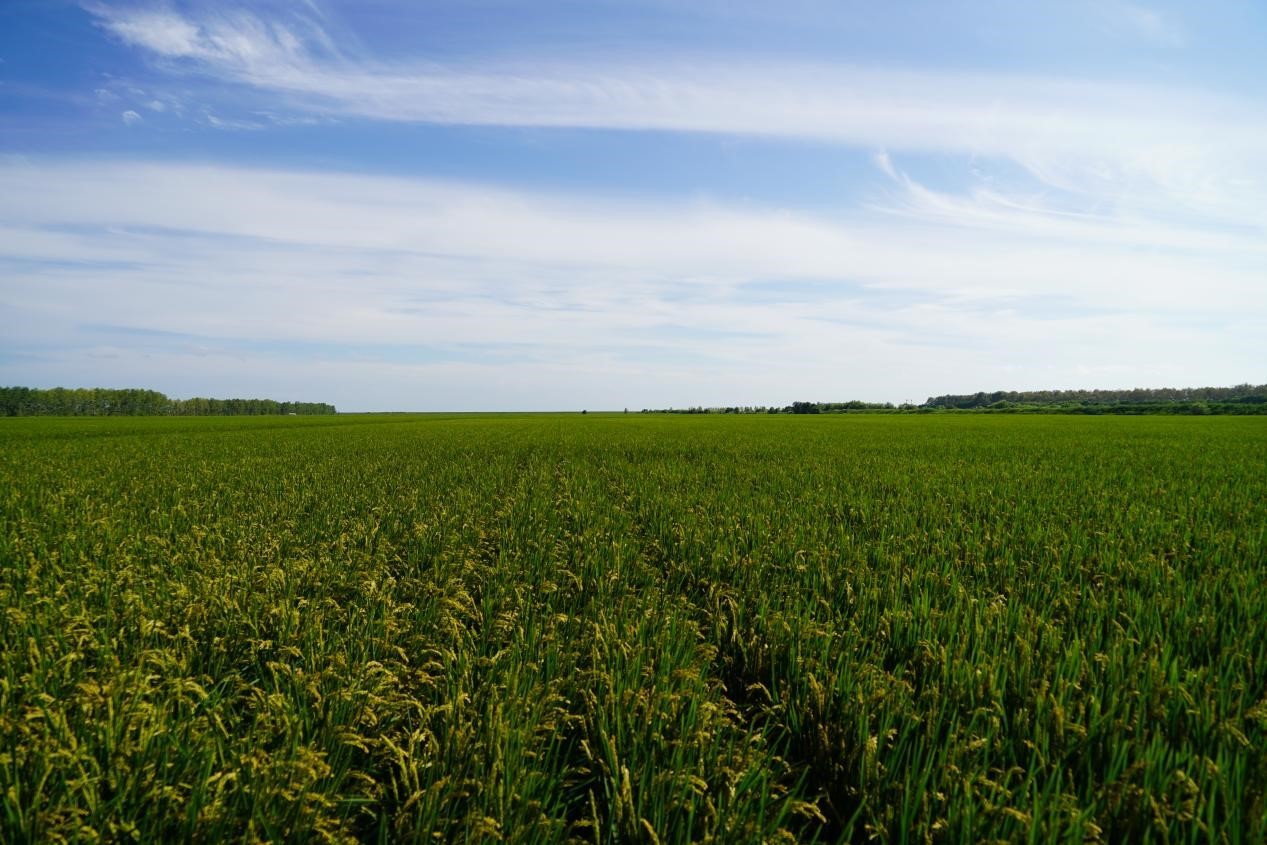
[1, 413, 1264, 843]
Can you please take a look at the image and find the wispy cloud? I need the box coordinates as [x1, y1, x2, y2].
[92, 5, 206, 57]
[202, 111, 264, 130]
[2, 158, 1262, 408]
[84, 3, 1266, 228]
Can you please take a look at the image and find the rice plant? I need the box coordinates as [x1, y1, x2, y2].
[1, 414, 1264, 842]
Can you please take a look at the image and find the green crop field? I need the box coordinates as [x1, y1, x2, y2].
[2, 414, 1265, 843]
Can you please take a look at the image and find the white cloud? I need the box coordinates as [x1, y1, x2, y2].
[5, 159, 1259, 305]
[2, 158, 1262, 409]
[202, 111, 264, 130]
[89, 5, 204, 58]
[84, 3, 1267, 230]
[872, 151, 899, 183]
[120, 109, 142, 125]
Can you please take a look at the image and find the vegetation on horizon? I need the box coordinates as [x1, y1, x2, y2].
[642, 383, 1267, 416]
[2, 413, 1264, 842]
[0, 386, 336, 417]
[923, 383, 1267, 410]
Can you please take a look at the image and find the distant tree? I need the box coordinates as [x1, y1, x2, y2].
[922, 384, 1267, 409]
[0, 386, 336, 416]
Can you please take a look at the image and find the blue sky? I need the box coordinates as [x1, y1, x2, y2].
[1, 1, 1264, 410]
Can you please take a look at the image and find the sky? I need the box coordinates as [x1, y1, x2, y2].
[1, 1, 1264, 411]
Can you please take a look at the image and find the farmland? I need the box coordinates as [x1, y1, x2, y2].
[1, 414, 1265, 842]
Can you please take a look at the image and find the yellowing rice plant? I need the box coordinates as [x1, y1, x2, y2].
[1, 413, 1264, 842]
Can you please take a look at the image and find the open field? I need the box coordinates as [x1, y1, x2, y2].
[2, 414, 1265, 842]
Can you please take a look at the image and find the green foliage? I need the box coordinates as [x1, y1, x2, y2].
[642, 387, 1267, 416]
[0, 386, 336, 417]
[924, 384, 1267, 410]
[1, 414, 1265, 842]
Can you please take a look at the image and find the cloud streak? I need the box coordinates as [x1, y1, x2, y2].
[2, 157, 1262, 409]
[84, 3, 1267, 230]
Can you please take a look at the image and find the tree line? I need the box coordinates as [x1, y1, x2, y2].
[642, 384, 1267, 416]
[641, 401, 902, 415]
[922, 384, 1267, 409]
[0, 387, 336, 417]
